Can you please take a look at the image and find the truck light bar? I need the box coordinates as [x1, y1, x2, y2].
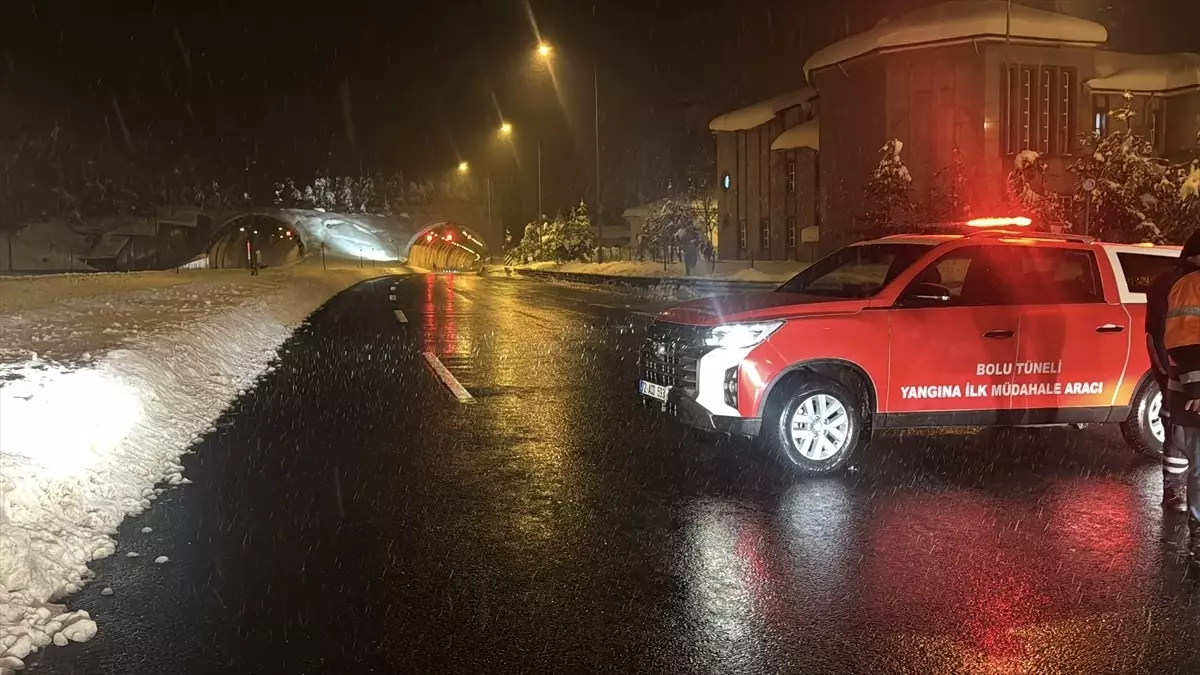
[966, 217, 1032, 228]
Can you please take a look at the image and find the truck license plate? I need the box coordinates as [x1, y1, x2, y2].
[640, 380, 670, 402]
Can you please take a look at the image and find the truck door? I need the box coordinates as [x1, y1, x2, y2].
[1010, 246, 1129, 413]
[887, 245, 1019, 417]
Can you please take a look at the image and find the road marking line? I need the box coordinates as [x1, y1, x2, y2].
[393, 310, 408, 323]
[389, 294, 396, 301]
[422, 352, 473, 403]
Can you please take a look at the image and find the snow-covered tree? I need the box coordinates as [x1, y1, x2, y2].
[927, 145, 971, 223]
[1007, 150, 1066, 228]
[507, 203, 596, 263]
[274, 179, 302, 207]
[861, 139, 915, 234]
[638, 193, 716, 263]
[1069, 92, 1176, 242]
[554, 201, 596, 262]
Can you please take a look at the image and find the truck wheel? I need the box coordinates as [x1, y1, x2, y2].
[762, 375, 865, 475]
[1120, 379, 1165, 456]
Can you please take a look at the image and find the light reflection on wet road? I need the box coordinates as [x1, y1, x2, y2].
[33, 273, 1200, 674]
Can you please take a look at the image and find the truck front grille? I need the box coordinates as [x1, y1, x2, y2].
[639, 322, 706, 397]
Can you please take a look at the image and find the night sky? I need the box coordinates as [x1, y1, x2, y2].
[2, 0, 1195, 220]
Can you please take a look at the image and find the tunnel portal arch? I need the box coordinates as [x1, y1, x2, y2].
[207, 213, 306, 269]
[404, 222, 492, 271]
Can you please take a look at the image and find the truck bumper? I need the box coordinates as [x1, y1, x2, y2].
[643, 388, 761, 437]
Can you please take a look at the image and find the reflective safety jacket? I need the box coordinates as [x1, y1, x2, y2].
[1147, 263, 1192, 391]
[1164, 270, 1200, 426]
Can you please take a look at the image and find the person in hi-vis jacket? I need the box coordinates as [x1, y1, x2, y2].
[1146, 233, 1200, 512]
[1162, 231, 1200, 564]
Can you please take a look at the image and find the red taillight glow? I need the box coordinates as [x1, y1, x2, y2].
[425, 233, 435, 242]
[444, 233, 454, 241]
[966, 217, 1032, 228]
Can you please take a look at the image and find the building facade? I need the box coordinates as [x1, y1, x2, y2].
[711, 90, 820, 261]
[711, 1, 1200, 259]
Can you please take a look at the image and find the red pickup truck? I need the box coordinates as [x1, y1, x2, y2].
[639, 221, 1178, 474]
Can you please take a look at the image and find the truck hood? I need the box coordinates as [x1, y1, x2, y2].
[655, 292, 870, 326]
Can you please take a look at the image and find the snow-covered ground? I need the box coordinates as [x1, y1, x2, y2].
[0, 261, 406, 669]
[513, 259, 808, 283]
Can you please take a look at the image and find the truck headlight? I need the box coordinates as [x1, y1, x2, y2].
[704, 320, 784, 350]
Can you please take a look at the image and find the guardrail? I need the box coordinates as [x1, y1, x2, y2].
[512, 268, 779, 293]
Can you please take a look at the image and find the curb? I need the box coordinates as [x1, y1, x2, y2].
[511, 268, 778, 293]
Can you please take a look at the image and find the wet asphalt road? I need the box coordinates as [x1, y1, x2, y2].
[32, 273, 1200, 674]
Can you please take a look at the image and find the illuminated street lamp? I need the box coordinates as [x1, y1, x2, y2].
[499, 121, 513, 137]
[531, 39, 603, 258]
[457, 161, 470, 174]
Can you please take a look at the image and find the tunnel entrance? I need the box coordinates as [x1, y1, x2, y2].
[406, 224, 490, 272]
[208, 214, 305, 269]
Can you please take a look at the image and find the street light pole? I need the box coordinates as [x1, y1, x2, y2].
[537, 138, 543, 220]
[594, 62, 602, 262]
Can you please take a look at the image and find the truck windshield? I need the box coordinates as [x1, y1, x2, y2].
[776, 243, 934, 298]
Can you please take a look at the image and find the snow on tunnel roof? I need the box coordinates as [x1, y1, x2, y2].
[804, 1, 1107, 76]
[1089, 52, 1200, 94]
[709, 88, 817, 132]
[771, 117, 820, 152]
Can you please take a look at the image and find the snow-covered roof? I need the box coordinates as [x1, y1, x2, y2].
[771, 117, 820, 152]
[709, 88, 817, 132]
[1089, 52, 1200, 95]
[804, 1, 1107, 76]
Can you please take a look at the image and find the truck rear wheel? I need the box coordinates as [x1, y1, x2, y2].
[762, 375, 865, 475]
[1120, 378, 1165, 456]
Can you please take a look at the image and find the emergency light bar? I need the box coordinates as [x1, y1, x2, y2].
[966, 217, 1032, 228]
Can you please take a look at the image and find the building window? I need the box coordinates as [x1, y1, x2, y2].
[1058, 70, 1074, 154]
[786, 161, 797, 193]
[1038, 67, 1053, 155]
[1003, 65, 1076, 156]
[1149, 109, 1160, 151]
[1020, 67, 1033, 151]
[1093, 95, 1108, 137]
[738, 219, 747, 251]
[786, 217, 796, 249]
[760, 218, 770, 251]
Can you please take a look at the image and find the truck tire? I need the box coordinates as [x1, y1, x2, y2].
[762, 375, 866, 475]
[1120, 378, 1165, 456]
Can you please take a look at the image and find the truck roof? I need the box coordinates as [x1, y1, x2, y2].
[867, 230, 1182, 253]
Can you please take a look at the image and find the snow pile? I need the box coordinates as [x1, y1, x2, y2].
[0, 264, 404, 668]
[804, 1, 1107, 75]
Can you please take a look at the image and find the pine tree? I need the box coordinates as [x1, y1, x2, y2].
[1070, 91, 1173, 242]
[558, 201, 596, 262]
[928, 145, 970, 223]
[861, 139, 914, 234]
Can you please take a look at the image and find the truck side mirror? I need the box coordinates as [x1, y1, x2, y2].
[898, 282, 952, 307]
